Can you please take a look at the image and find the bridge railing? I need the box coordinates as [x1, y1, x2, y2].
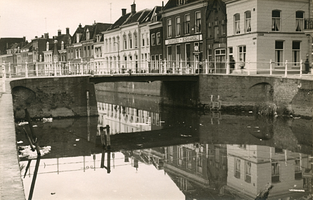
[1, 59, 309, 78]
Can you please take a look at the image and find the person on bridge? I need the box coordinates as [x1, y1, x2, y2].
[304, 58, 310, 74]
[229, 55, 235, 74]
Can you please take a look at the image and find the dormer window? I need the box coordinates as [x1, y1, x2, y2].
[86, 29, 90, 40]
[46, 42, 49, 51]
[76, 33, 81, 43]
[96, 35, 101, 42]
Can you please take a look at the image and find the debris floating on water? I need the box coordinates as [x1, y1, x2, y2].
[19, 145, 51, 159]
[18, 121, 28, 126]
[42, 118, 53, 123]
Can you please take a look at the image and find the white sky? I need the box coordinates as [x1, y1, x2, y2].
[0, 0, 165, 42]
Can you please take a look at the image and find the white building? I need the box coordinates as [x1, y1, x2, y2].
[223, 0, 310, 74]
[101, 3, 153, 74]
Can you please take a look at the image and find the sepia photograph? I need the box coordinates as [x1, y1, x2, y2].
[0, 0, 312, 199]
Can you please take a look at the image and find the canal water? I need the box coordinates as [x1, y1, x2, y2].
[16, 90, 312, 200]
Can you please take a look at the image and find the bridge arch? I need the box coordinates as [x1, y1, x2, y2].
[247, 82, 273, 103]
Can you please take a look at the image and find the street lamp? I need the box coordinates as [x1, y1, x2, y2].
[192, 25, 202, 73]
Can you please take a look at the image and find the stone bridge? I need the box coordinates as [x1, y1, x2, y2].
[9, 74, 313, 119]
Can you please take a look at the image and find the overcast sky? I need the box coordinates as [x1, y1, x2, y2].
[0, 0, 165, 42]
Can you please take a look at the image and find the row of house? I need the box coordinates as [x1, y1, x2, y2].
[1, 0, 312, 75]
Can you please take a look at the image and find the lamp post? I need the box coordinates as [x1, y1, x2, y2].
[192, 25, 202, 74]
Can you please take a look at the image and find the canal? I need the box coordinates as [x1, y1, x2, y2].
[15, 89, 312, 200]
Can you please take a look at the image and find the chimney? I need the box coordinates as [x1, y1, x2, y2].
[58, 29, 61, 36]
[44, 33, 49, 39]
[66, 27, 70, 35]
[122, 8, 127, 16]
[131, 2, 136, 14]
[79, 23, 82, 28]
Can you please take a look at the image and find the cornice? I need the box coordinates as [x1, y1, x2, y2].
[162, 1, 208, 17]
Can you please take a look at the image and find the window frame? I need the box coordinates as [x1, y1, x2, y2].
[292, 41, 301, 66]
[275, 41, 284, 66]
[176, 16, 181, 37]
[272, 10, 281, 31]
[167, 18, 172, 38]
[245, 11, 251, 33]
[195, 11, 201, 33]
[296, 11, 304, 31]
[184, 14, 190, 35]
[234, 13, 240, 34]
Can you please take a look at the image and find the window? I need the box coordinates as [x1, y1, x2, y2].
[177, 0, 185, 5]
[295, 159, 302, 180]
[123, 34, 127, 49]
[296, 11, 304, 31]
[156, 32, 161, 45]
[186, 43, 191, 66]
[151, 55, 155, 70]
[275, 41, 284, 66]
[167, 46, 172, 62]
[245, 11, 251, 32]
[214, 26, 219, 39]
[238, 45, 246, 62]
[235, 158, 241, 178]
[245, 161, 251, 183]
[176, 17, 181, 36]
[234, 13, 240, 34]
[292, 41, 300, 66]
[167, 19, 172, 38]
[271, 163, 280, 182]
[272, 10, 281, 31]
[195, 11, 201, 32]
[176, 45, 181, 65]
[146, 33, 149, 45]
[129, 33, 132, 49]
[221, 20, 226, 35]
[184, 14, 190, 34]
[134, 32, 138, 48]
[86, 29, 90, 40]
[142, 34, 145, 46]
[151, 33, 156, 46]
[208, 23, 212, 38]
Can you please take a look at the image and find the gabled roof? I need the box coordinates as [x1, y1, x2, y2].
[107, 8, 152, 31]
[21, 42, 33, 52]
[163, 0, 201, 10]
[143, 6, 163, 23]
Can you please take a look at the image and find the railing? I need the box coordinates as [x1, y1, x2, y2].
[1, 59, 309, 79]
[304, 18, 313, 30]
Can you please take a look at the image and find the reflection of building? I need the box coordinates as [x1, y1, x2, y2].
[227, 144, 311, 199]
[163, 143, 229, 198]
[97, 102, 163, 135]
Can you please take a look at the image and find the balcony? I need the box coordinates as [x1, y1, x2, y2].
[304, 18, 313, 31]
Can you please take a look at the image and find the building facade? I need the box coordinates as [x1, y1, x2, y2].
[162, 0, 209, 74]
[223, 0, 311, 74]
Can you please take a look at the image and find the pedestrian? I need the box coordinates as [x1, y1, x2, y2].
[239, 58, 245, 74]
[229, 55, 235, 74]
[304, 58, 310, 74]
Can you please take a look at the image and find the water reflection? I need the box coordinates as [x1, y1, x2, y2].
[17, 93, 312, 200]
